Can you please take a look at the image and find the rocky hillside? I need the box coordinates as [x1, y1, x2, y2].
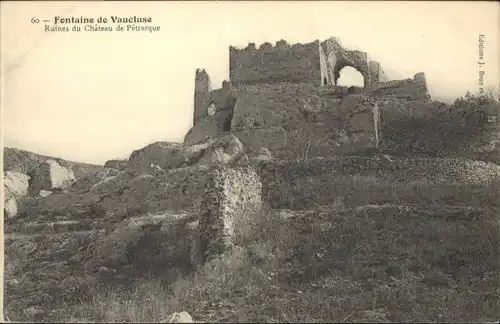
[4, 151, 500, 322]
[3, 147, 104, 180]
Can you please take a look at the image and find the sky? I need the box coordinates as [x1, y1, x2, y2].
[1, 1, 499, 164]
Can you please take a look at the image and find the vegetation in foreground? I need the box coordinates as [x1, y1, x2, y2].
[59, 180, 500, 323]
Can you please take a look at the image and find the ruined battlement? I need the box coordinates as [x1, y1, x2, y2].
[228, 36, 386, 87]
[229, 39, 319, 53]
[229, 39, 322, 86]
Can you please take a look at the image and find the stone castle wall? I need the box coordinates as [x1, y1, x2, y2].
[229, 40, 323, 86]
[257, 156, 500, 209]
[368, 61, 387, 84]
[227, 37, 386, 88]
[187, 73, 431, 151]
[365, 73, 430, 100]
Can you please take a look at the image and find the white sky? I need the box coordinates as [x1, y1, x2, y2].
[1, 1, 499, 164]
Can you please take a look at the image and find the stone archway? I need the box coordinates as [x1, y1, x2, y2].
[327, 50, 370, 87]
[335, 66, 365, 87]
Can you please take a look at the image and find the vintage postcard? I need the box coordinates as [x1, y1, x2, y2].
[1, 1, 499, 322]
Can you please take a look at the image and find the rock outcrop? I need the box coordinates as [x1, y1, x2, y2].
[27, 160, 76, 197]
[4, 197, 19, 219]
[128, 135, 246, 174]
[249, 147, 272, 163]
[4, 171, 30, 198]
[3, 171, 30, 218]
[4, 147, 104, 180]
[127, 140, 214, 174]
[104, 159, 128, 170]
[196, 135, 245, 167]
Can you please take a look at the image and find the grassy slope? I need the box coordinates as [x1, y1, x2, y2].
[57, 180, 500, 323]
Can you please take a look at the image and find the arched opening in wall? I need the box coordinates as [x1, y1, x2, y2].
[336, 66, 364, 87]
[323, 77, 328, 86]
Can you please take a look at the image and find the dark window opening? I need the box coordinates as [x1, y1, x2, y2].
[223, 111, 233, 132]
[222, 98, 236, 132]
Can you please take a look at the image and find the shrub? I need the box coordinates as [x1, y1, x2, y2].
[90, 203, 106, 219]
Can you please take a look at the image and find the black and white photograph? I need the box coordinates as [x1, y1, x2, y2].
[1, 1, 499, 322]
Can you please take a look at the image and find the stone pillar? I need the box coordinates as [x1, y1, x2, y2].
[199, 166, 262, 263]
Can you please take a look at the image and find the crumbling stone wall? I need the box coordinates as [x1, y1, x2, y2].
[229, 40, 323, 86]
[228, 88, 384, 158]
[230, 82, 319, 131]
[365, 73, 430, 100]
[368, 60, 387, 84]
[320, 37, 384, 87]
[258, 156, 500, 209]
[199, 166, 262, 263]
[228, 37, 386, 88]
[189, 72, 237, 143]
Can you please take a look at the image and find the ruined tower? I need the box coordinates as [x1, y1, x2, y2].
[194, 69, 212, 126]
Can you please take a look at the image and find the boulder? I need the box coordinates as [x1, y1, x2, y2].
[28, 160, 75, 197]
[4, 197, 18, 218]
[196, 135, 245, 167]
[4, 171, 30, 198]
[128, 140, 215, 174]
[250, 147, 272, 162]
[165, 311, 193, 323]
[3, 171, 30, 218]
[234, 154, 250, 166]
[128, 136, 246, 174]
[70, 168, 121, 194]
[39, 190, 52, 197]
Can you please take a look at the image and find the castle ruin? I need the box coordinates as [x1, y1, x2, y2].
[186, 36, 431, 159]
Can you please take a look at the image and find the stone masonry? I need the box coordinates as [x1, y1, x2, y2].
[198, 166, 262, 263]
